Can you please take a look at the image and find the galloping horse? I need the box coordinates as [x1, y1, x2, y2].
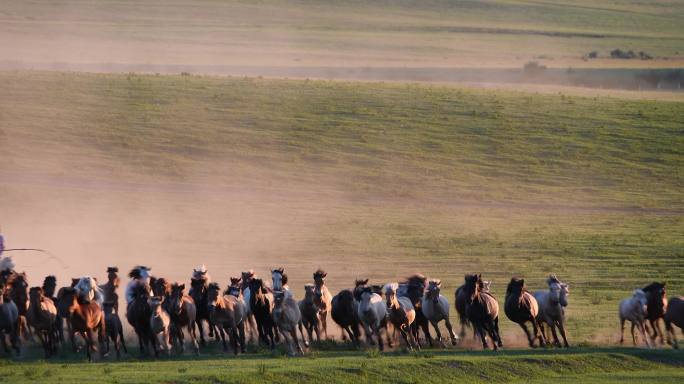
[421, 280, 458, 347]
[126, 282, 158, 357]
[384, 283, 418, 351]
[167, 283, 199, 354]
[331, 289, 361, 346]
[249, 278, 276, 349]
[207, 283, 244, 355]
[62, 287, 106, 361]
[504, 277, 545, 348]
[533, 275, 570, 348]
[27, 287, 58, 357]
[0, 282, 20, 355]
[463, 274, 503, 350]
[398, 274, 432, 347]
[189, 274, 218, 346]
[313, 269, 333, 339]
[641, 282, 667, 344]
[298, 284, 320, 346]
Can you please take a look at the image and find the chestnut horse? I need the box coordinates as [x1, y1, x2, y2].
[207, 283, 244, 355]
[62, 287, 105, 361]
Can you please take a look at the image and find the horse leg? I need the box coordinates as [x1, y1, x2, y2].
[238, 322, 246, 353]
[320, 311, 328, 340]
[630, 322, 637, 345]
[119, 323, 128, 354]
[375, 324, 384, 352]
[519, 322, 534, 348]
[298, 321, 308, 348]
[188, 324, 199, 355]
[535, 319, 547, 347]
[400, 326, 412, 351]
[314, 318, 321, 343]
[290, 328, 303, 355]
[556, 320, 569, 348]
[476, 325, 489, 350]
[362, 323, 375, 346]
[444, 317, 458, 346]
[196, 319, 206, 346]
[619, 317, 625, 345]
[430, 319, 446, 348]
[549, 322, 561, 347]
[638, 322, 651, 348]
[654, 319, 665, 345]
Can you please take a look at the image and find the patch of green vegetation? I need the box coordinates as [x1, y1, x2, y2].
[0, 348, 681, 384]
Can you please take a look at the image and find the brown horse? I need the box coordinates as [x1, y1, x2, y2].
[504, 278, 545, 348]
[62, 287, 106, 361]
[42, 275, 63, 346]
[313, 269, 332, 339]
[641, 282, 667, 344]
[126, 282, 158, 357]
[166, 283, 199, 354]
[55, 278, 79, 350]
[27, 287, 58, 357]
[207, 283, 244, 355]
[463, 274, 503, 350]
[664, 296, 684, 349]
[103, 302, 127, 358]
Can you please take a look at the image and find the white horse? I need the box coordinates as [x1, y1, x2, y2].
[533, 275, 569, 347]
[421, 279, 458, 347]
[74, 276, 104, 306]
[357, 285, 388, 351]
[619, 289, 651, 348]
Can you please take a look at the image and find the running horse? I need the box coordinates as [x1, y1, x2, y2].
[189, 266, 218, 346]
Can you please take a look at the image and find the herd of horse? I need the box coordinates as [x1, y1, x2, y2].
[0, 264, 682, 360]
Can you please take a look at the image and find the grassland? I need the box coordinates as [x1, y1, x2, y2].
[0, 346, 683, 383]
[0, 71, 682, 347]
[1, 0, 683, 70]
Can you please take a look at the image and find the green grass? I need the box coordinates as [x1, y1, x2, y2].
[0, 347, 682, 383]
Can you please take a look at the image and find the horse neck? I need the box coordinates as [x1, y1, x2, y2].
[559, 290, 568, 307]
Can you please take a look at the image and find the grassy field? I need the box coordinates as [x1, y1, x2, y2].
[1, 0, 683, 70]
[0, 346, 682, 383]
[0, 71, 682, 347]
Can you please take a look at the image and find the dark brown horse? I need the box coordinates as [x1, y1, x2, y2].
[62, 287, 106, 361]
[642, 282, 667, 344]
[27, 287, 58, 357]
[331, 289, 361, 346]
[126, 283, 158, 357]
[167, 283, 200, 354]
[463, 274, 503, 350]
[42, 275, 63, 345]
[103, 302, 127, 358]
[665, 296, 684, 349]
[249, 277, 276, 349]
[189, 277, 218, 346]
[504, 278, 545, 348]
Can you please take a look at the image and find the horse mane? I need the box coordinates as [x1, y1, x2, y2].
[642, 282, 665, 292]
[129, 266, 150, 279]
[354, 279, 368, 287]
[547, 274, 560, 286]
[404, 273, 427, 286]
[383, 282, 398, 295]
[313, 269, 327, 279]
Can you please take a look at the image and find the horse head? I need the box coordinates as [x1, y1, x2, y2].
[426, 279, 441, 302]
[226, 277, 242, 298]
[303, 284, 316, 301]
[383, 282, 399, 308]
[206, 282, 221, 312]
[272, 268, 286, 291]
[29, 286, 45, 305]
[151, 277, 170, 297]
[463, 274, 481, 303]
[506, 277, 525, 296]
[313, 269, 327, 286]
[42, 275, 57, 298]
[167, 283, 186, 315]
